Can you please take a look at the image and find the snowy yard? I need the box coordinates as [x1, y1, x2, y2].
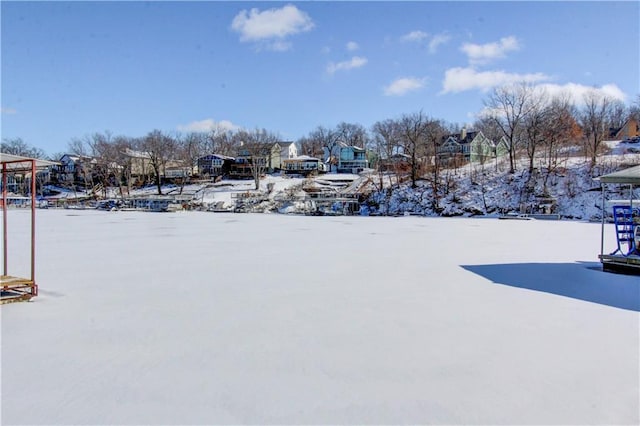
[2, 209, 639, 424]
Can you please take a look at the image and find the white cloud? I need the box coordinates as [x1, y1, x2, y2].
[231, 4, 314, 51]
[1, 107, 17, 115]
[441, 67, 550, 93]
[428, 33, 450, 54]
[384, 77, 427, 96]
[346, 41, 359, 51]
[461, 36, 520, 65]
[401, 30, 429, 42]
[177, 119, 241, 133]
[326, 56, 368, 75]
[401, 31, 449, 53]
[266, 40, 292, 52]
[441, 67, 626, 104]
[537, 82, 626, 104]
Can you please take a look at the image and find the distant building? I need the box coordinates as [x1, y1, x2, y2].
[52, 154, 97, 186]
[282, 155, 327, 175]
[197, 154, 234, 178]
[272, 141, 298, 170]
[438, 128, 508, 164]
[611, 118, 640, 140]
[336, 145, 368, 174]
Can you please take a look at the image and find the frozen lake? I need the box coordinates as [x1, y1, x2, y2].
[2, 209, 639, 424]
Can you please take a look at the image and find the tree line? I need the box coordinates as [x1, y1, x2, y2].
[3, 83, 639, 195]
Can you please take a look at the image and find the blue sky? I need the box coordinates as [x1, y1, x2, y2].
[2, 1, 639, 156]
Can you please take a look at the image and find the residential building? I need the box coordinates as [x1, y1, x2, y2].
[272, 141, 298, 170]
[337, 145, 368, 174]
[282, 155, 327, 175]
[197, 154, 234, 178]
[612, 118, 640, 140]
[52, 154, 97, 186]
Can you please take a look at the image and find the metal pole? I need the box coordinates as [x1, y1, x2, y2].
[631, 184, 636, 254]
[600, 182, 605, 262]
[2, 161, 7, 276]
[31, 160, 37, 291]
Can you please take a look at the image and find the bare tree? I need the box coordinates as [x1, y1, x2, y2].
[141, 130, 177, 195]
[473, 115, 505, 171]
[236, 128, 279, 190]
[540, 96, 581, 191]
[523, 88, 550, 173]
[110, 135, 135, 197]
[174, 132, 207, 193]
[87, 132, 121, 197]
[181, 132, 208, 170]
[608, 99, 628, 134]
[371, 119, 401, 159]
[371, 118, 402, 186]
[1, 137, 47, 159]
[397, 111, 430, 188]
[629, 94, 640, 122]
[207, 125, 237, 156]
[307, 126, 342, 172]
[484, 82, 537, 173]
[336, 122, 368, 149]
[67, 136, 95, 189]
[297, 136, 324, 158]
[423, 119, 448, 211]
[579, 89, 615, 168]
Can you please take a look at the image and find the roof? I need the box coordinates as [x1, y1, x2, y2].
[340, 145, 365, 152]
[1, 152, 59, 171]
[284, 155, 321, 161]
[597, 165, 640, 185]
[198, 153, 235, 160]
[275, 141, 294, 147]
[124, 148, 152, 159]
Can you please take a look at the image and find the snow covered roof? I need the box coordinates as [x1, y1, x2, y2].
[274, 141, 294, 147]
[597, 165, 640, 185]
[1, 152, 59, 171]
[124, 148, 151, 159]
[198, 154, 235, 161]
[286, 155, 320, 161]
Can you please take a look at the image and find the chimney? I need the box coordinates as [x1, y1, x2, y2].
[461, 126, 467, 140]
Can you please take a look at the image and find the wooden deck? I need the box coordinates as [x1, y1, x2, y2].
[599, 254, 640, 275]
[1, 275, 37, 304]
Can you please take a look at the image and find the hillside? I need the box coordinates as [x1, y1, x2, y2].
[364, 146, 640, 220]
[38, 141, 640, 220]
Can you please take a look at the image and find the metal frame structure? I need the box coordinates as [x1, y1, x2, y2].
[597, 165, 640, 274]
[1, 153, 56, 304]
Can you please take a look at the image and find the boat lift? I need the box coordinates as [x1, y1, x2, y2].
[1, 153, 57, 304]
[596, 165, 640, 274]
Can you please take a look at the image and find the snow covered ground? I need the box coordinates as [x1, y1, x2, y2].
[2, 209, 639, 424]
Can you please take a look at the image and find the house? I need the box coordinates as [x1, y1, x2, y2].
[336, 145, 368, 174]
[52, 154, 97, 186]
[612, 118, 640, 140]
[469, 132, 508, 164]
[234, 142, 288, 176]
[282, 155, 327, 176]
[229, 157, 257, 179]
[197, 154, 234, 178]
[437, 129, 509, 165]
[164, 166, 192, 180]
[122, 148, 153, 185]
[437, 128, 478, 162]
[378, 153, 411, 173]
[271, 141, 298, 170]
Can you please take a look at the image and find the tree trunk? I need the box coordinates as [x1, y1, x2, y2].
[154, 166, 162, 195]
